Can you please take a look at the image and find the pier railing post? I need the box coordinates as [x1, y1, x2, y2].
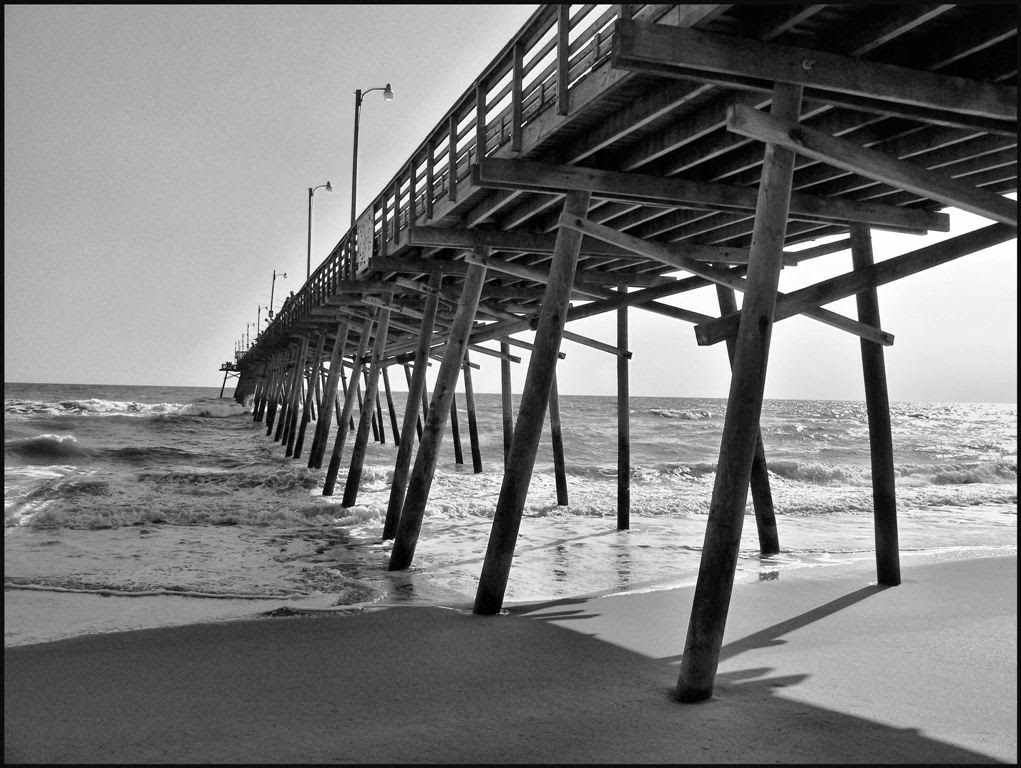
[342, 308, 392, 507]
[850, 222, 901, 586]
[716, 284, 780, 556]
[474, 190, 591, 614]
[676, 83, 802, 703]
[389, 259, 488, 570]
[383, 275, 442, 540]
[323, 317, 374, 496]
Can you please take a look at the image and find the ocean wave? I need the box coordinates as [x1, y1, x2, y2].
[767, 460, 870, 486]
[5, 397, 249, 420]
[642, 408, 714, 420]
[4, 433, 91, 462]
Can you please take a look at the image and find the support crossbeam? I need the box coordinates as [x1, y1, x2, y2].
[696, 222, 1017, 346]
[726, 105, 1018, 227]
[476, 157, 949, 233]
[560, 214, 895, 346]
[612, 20, 1018, 135]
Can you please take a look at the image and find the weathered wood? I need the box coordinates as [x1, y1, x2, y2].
[462, 352, 484, 474]
[716, 284, 779, 556]
[677, 83, 802, 704]
[613, 20, 1017, 133]
[309, 321, 350, 469]
[727, 105, 1017, 226]
[383, 277, 442, 540]
[850, 222, 901, 587]
[475, 157, 948, 233]
[381, 366, 401, 446]
[556, 4, 569, 116]
[449, 392, 464, 465]
[549, 372, 569, 506]
[389, 261, 488, 571]
[323, 318, 374, 496]
[696, 222, 1018, 346]
[342, 308, 392, 507]
[501, 340, 514, 465]
[293, 333, 326, 460]
[562, 215, 894, 347]
[474, 190, 592, 615]
[617, 286, 630, 530]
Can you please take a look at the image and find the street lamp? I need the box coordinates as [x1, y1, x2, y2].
[307, 181, 332, 279]
[269, 269, 287, 319]
[351, 82, 394, 227]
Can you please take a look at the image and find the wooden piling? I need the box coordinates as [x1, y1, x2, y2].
[342, 308, 392, 508]
[383, 276, 442, 540]
[309, 321, 350, 469]
[716, 284, 780, 556]
[382, 366, 401, 445]
[266, 348, 290, 437]
[617, 285, 630, 529]
[462, 352, 483, 474]
[389, 259, 488, 570]
[450, 393, 464, 465]
[549, 372, 569, 506]
[675, 83, 802, 703]
[323, 317, 374, 496]
[474, 191, 591, 614]
[500, 340, 513, 465]
[293, 333, 326, 460]
[850, 222, 901, 586]
[375, 390, 386, 444]
[403, 363, 425, 440]
[284, 336, 310, 456]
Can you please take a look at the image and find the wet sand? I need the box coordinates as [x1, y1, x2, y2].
[4, 555, 1016, 763]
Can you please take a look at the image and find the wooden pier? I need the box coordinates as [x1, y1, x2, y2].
[231, 4, 1016, 702]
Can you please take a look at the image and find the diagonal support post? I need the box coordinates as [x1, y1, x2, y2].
[474, 190, 592, 615]
[676, 83, 802, 703]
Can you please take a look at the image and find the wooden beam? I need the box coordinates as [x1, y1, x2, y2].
[612, 20, 1018, 135]
[476, 157, 948, 233]
[695, 222, 1018, 346]
[727, 105, 1018, 227]
[382, 275, 440, 542]
[849, 223, 900, 587]
[475, 191, 591, 615]
[389, 261, 488, 570]
[561, 214, 895, 346]
[676, 82, 803, 705]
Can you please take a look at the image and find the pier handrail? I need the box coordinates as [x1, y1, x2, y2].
[247, 3, 656, 356]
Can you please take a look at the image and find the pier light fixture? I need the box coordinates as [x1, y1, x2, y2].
[269, 269, 287, 319]
[351, 82, 394, 227]
[307, 181, 332, 280]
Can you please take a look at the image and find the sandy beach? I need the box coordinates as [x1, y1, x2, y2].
[4, 553, 1015, 764]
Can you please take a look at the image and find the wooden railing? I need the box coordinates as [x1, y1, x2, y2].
[255, 3, 658, 349]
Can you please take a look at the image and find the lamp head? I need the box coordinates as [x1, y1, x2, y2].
[325, 181, 332, 191]
[383, 83, 394, 102]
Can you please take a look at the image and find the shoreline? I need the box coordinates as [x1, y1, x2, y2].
[5, 552, 1016, 763]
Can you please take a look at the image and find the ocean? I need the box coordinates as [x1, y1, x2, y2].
[4, 381, 1016, 643]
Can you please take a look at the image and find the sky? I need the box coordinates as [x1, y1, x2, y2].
[4, 4, 1017, 404]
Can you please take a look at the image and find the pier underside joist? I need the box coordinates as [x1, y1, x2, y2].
[233, 3, 1016, 703]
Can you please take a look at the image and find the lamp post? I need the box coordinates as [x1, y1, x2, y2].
[269, 269, 287, 319]
[307, 181, 332, 279]
[351, 82, 394, 228]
